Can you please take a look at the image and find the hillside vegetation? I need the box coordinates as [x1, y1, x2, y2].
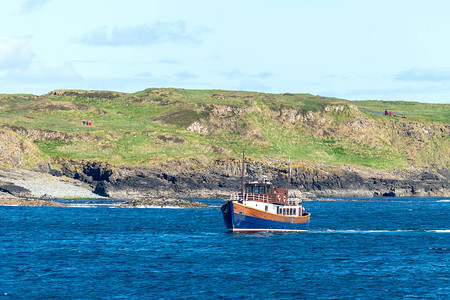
[0, 88, 449, 172]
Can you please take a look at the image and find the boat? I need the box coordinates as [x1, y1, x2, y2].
[221, 152, 310, 232]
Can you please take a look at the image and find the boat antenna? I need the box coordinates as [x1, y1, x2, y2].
[286, 157, 291, 192]
[241, 150, 245, 196]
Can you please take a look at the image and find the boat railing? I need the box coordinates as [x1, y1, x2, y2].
[230, 193, 270, 203]
[288, 198, 303, 206]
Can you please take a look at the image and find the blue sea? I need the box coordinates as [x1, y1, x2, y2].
[1, 197, 449, 299]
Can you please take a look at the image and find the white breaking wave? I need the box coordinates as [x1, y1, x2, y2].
[126, 205, 183, 209]
[321, 229, 406, 233]
[68, 203, 118, 208]
[437, 200, 450, 202]
[315, 229, 450, 233]
[67, 204, 185, 209]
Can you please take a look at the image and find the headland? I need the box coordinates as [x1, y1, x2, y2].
[0, 88, 448, 206]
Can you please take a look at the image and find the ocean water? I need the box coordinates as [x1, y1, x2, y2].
[1, 197, 449, 299]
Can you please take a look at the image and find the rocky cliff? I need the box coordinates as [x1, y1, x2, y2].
[54, 158, 449, 199]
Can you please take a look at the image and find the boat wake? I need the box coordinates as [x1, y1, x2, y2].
[427, 229, 450, 233]
[316, 198, 450, 203]
[311, 229, 450, 234]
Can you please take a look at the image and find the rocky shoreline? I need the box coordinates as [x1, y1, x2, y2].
[0, 158, 449, 208]
[57, 158, 450, 199]
[117, 197, 209, 208]
[0, 196, 68, 207]
[0, 168, 209, 208]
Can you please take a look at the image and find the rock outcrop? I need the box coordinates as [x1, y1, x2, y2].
[0, 129, 41, 168]
[56, 158, 450, 199]
[118, 197, 209, 208]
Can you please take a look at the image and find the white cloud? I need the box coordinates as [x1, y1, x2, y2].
[396, 68, 450, 82]
[0, 36, 33, 69]
[254, 72, 274, 79]
[136, 71, 153, 78]
[158, 59, 181, 65]
[222, 69, 245, 79]
[78, 21, 208, 46]
[174, 71, 197, 79]
[21, 0, 51, 13]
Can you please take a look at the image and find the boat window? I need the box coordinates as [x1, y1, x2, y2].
[293, 208, 296, 216]
[247, 186, 253, 194]
[260, 186, 265, 194]
[265, 205, 268, 212]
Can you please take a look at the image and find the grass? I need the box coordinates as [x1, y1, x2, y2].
[353, 100, 450, 123]
[0, 88, 449, 170]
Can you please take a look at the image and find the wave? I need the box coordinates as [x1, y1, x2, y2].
[67, 203, 120, 208]
[120, 205, 184, 209]
[318, 229, 405, 233]
[312, 229, 450, 233]
[314, 197, 450, 203]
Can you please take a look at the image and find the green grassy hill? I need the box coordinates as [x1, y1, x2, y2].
[0, 88, 449, 171]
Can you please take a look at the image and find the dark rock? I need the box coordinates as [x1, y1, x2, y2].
[82, 161, 113, 181]
[382, 190, 396, 197]
[49, 169, 62, 177]
[49, 158, 450, 198]
[0, 184, 32, 197]
[94, 181, 111, 197]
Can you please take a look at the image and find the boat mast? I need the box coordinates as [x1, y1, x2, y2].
[241, 150, 245, 196]
[286, 157, 291, 192]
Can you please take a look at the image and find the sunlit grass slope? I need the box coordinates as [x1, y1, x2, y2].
[0, 88, 448, 170]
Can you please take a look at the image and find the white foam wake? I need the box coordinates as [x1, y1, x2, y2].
[313, 229, 450, 233]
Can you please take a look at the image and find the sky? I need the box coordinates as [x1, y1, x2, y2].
[1, 0, 450, 103]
